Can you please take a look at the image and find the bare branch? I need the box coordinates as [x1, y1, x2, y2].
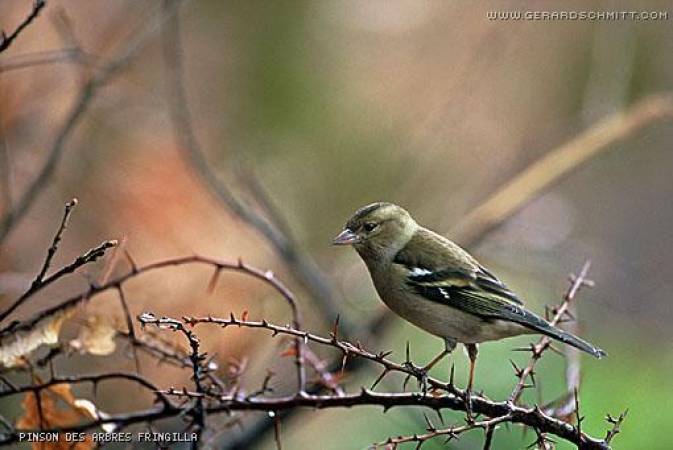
[452, 93, 673, 244]
[509, 261, 593, 403]
[137, 312, 611, 450]
[159, 0, 346, 335]
[0, 0, 183, 243]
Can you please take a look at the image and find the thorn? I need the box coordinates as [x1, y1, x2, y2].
[403, 374, 412, 391]
[330, 314, 340, 341]
[509, 359, 523, 377]
[123, 249, 138, 273]
[431, 408, 444, 426]
[377, 350, 393, 360]
[422, 413, 435, 432]
[371, 369, 388, 390]
[547, 345, 564, 356]
[207, 267, 221, 294]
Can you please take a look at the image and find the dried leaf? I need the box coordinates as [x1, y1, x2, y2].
[0, 309, 73, 368]
[280, 346, 297, 357]
[73, 399, 115, 433]
[16, 382, 95, 449]
[241, 309, 249, 321]
[70, 315, 117, 356]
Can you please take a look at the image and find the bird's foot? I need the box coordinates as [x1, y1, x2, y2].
[464, 390, 475, 424]
[403, 361, 429, 393]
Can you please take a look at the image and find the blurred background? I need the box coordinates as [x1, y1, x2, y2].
[1, 0, 672, 449]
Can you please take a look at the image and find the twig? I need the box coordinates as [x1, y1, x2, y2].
[0, 0, 47, 54]
[0, 224, 117, 324]
[509, 261, 593, 403]
[0, 255, 298, 337]
[138, 312, 611, 450]
[0, 0, 183, 243]
[452, 93, 673, 244]
[604, 410, 627, 444]
[372, 415, 508, 449]
[542, 290, 583, 419]
[159, 0, 346, 335]
[35, 198, 78, 284]
[1, 388, 610, 449]
[116, 286, 141, 373]
[0, 372, 172, 407]
[121, 331, 226, 392]
[302, 346, 345, 396]
[0, 198, 118, 323]
[136, 315, 207, 446]
[272, 412, 282, 450]
[0, 47, 89, 73]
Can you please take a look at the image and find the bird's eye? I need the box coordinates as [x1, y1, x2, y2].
[363, 222, 378, 232]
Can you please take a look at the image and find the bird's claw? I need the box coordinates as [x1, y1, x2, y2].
[464, 390, 475, 423]
[403, 361, 429, 393]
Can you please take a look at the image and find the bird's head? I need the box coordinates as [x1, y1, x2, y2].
[333, 202, 417, 260]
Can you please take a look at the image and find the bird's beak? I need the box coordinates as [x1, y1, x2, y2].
[332, 229, 360, 246]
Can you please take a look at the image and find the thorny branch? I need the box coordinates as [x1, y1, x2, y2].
[0, 235, 621, 449]
[0, 211, 614, 448]
[139, 316, 207, 447]
[0, 199, 118, 324]
[370, 414, 510, 449]
[0, 1, 643, 446]
[509, 261, 594, 404]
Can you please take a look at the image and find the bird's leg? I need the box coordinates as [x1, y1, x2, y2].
[420, 338, 456, 375]
[404, 339, 455, 393]
[421, 349, 449, 373]
[465, 343, 479, 422]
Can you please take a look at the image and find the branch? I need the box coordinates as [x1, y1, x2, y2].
[0, 198, 117, 324]
[452, 93, 673, 244]
[137, 312, 611, 450]
[0, 0, 183, 244]
[159, 0, 346, 334]
[0, 372, 172, 407]
[0, 0, 46, 54]
[0, 388, 610, 450]
[509, 261, 593, 403]
[0, 255, 304, 338]
[371, 414, 509, 449]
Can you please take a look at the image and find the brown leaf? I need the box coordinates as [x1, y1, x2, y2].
[0, 308, 74, 368]
[280, 346, 297, 358]
[16, 382, 95, 449]
[70, 315, 117, 356]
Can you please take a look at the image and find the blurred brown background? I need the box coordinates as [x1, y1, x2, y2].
[1, 1, 672, 449]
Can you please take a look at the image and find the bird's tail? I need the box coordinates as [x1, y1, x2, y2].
[530, 320, 606, 359]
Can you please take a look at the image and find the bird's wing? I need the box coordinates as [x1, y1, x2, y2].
[406, 274, 543, 327]
[393, 228, 524, 306]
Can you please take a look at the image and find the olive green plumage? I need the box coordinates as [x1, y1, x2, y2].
[333, 202, 605, 359]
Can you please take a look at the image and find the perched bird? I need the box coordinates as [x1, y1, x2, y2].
[333, 202, 605, 394]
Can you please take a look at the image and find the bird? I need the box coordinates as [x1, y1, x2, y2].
[333, 202, 605, 397]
